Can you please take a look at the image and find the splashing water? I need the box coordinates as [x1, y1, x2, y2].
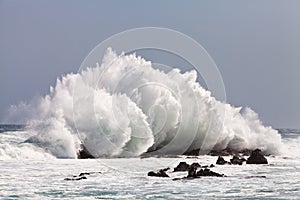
[7, 48, 283, 158]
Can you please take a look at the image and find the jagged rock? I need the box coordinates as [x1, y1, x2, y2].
[174, 162, 190, 172]
[216, 156, 231, 165]
[77, 145, 95, 159]
[209, 164, 215, 168]
[246, 149, 268, 164]
[197, 168, 225, 177]
[230, 155, 246, 165]
[187, 164, 198, 178]
[148, 169, 169, 177]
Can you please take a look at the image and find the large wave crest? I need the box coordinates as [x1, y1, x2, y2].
[7, 48, 283, 158]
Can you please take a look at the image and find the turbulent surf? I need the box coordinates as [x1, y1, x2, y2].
[5, 48, 284, 158]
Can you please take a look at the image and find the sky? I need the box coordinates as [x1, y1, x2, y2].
[0, 0, 299, 128]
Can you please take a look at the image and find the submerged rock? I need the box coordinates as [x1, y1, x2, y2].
[246, 149, 268, 164]
[174, 162, 190, 172]
[230, 155, 246, 165]
[64, 176, 87, 181]
[216, 156, 231, 165]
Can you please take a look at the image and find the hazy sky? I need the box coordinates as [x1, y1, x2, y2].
[0, 0, 299, 128]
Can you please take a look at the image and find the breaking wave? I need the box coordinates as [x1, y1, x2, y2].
[6, 48, 284, 158]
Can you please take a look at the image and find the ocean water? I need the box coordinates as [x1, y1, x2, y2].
[1, 49, 299, 199]
[0, 125, 300, 199]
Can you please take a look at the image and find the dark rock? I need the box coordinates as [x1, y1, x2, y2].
[174, 162, 190, 172]
[79, 172, 90, 176]
[246, 149, 268, 164]
[148, 169, 169, 177]
[173, 168, 226, 180]
[187, 164, 198, 178]
[161, 167, 170, 172]
[190, 162, 201, 168]
[172, 177, 183, 181]
[197, 168, 225, 177]
[148, 171, 157, 176]
[64, 176, 87, 181]
[216, 156, 231, 165]
[209, 164, 215, 168]
[77, 144, 95, 159]
[230, 155, 246, 165]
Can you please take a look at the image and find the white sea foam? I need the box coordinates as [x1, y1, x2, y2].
[6, 48, 284, 158]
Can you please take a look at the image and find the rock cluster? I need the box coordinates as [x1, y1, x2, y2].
[215, 149, 268, 165]
[148, 161, 223, 180]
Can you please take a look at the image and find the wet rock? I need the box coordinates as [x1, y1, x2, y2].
[216, 156, 231, 165]
[230, 155, 246, 165]
[77, 144, 95, 159]
[197, 168, 225, 177]
[174, 162, 190, 172]
[79, 172, 90, 176]
[187, 164, 198, 178]
[190, 162, 201, 168]
[148, 169, 169, 177]
[246, 149, 268, 164]
[64, 176, 87, 181]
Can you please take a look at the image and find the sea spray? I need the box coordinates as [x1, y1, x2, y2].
[7, 48, 283, 158]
